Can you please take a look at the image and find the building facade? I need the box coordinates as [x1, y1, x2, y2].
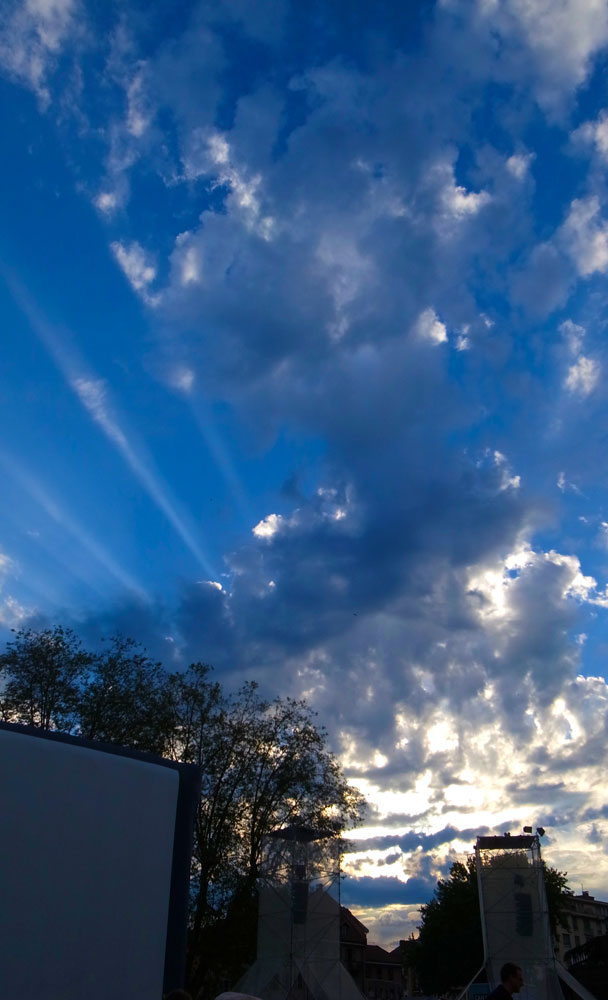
[555, 891, 608, 964]
[340, 907, 405, 1000]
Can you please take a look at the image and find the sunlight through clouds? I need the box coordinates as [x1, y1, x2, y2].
[71, 377, 216, 577]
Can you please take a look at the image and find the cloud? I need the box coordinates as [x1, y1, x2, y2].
[0, 549, 27, 627]
[0, 0, 78, 105]
[168, 365, 196, 394]
[252, 513, 285, 539]
[415, 308, 448, 345]
[441, 0, 608, 112]
[564, 356, 600, 396]
[560, 197, 608, 278]
[510, 241, 574, 317]
[341, 874, 438, 907]
[506, 152, 534, 181]
[572, 110, 608, 161]
[94, 191, 118, 215]
[558, 318, 601, 397]
[110, 241, 159, 305]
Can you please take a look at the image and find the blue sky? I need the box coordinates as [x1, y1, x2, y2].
[3, 0, 608, 946]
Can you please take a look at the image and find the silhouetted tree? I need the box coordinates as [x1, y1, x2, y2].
[0, 626, 91, 731]
[77, 634, 174, 755]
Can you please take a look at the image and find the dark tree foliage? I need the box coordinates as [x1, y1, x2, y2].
[77, 634, 174, 755]
[411, 855, 570, 994]
[0, 626, 92, 731]
[0, 627, 366, 999]
[415, 857, 484, 994]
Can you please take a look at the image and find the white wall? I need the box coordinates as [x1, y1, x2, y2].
[0, 726, 180, 1000]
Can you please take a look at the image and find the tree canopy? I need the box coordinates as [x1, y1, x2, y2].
[0, 625, 365, 997]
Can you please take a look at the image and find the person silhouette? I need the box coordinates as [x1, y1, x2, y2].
[486, 963, 524, 1000]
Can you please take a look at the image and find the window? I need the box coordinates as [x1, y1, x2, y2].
[563, 934, 571, 948]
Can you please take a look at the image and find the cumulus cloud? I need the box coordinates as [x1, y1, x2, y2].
[572, 109, 608, 160]
[415, 308, 448, 345]
[252, 513, 285, 539]
[442, 0, 608, 112]
[560, 196, 608, 277]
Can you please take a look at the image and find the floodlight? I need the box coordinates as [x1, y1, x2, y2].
[537, 827, 546, 837]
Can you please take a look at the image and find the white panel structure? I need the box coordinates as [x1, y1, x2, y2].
[0, 722, 200, 1000]
[476, 836, 565, 1000]
[237, 825, 364, 1000]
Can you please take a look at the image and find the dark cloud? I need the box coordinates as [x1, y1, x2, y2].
[341, 874, 437, 908]
[351, 826, 490, 855]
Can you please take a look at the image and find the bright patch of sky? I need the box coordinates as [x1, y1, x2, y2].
[2, 0, 608, 949]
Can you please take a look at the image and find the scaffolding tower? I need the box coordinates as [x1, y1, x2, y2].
[236, 823, 365, 1000]
[465, 834, 596, 1000]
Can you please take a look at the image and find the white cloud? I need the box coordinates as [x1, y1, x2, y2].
[0, 550, 25, 626]
[72, 377, 129, 451]
[316, 233, 375, 340]
[565, 356, 600, 396]
[0, 0, 77, 104]
[169, 366, 196, 394]
[110, 240, 159, 305]
[443, 183, 491, 217]
[94, 191, 118, 215]
[557, 318, 600, 397]
[415, 307, 447, 345]
[171, 233, 202, 287]
[180, 246, 201, 286]
[443, 0, 608, 111]
[253, 513, 285, 539]
[560, 196, 608, 277]
[493, 450, 521, 491]
[598, 523, 608, 550]
[560, 318, 586, 355]
[467, 543, 604, 629]
[0, 594, 29, 626]
[0, 551, 14, 575]
[183, 130, 275, 240]
[506, 152, 534, 180]
[126, 66, 151, 138]
[572, 109, 608, 159]
[435, 161, 491, 222]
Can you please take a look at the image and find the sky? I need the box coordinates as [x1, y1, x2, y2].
[2, 0, 608, 949]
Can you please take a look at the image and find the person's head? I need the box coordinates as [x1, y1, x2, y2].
[163, 990, 191, 1000]
[500, 963, 524, 995]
